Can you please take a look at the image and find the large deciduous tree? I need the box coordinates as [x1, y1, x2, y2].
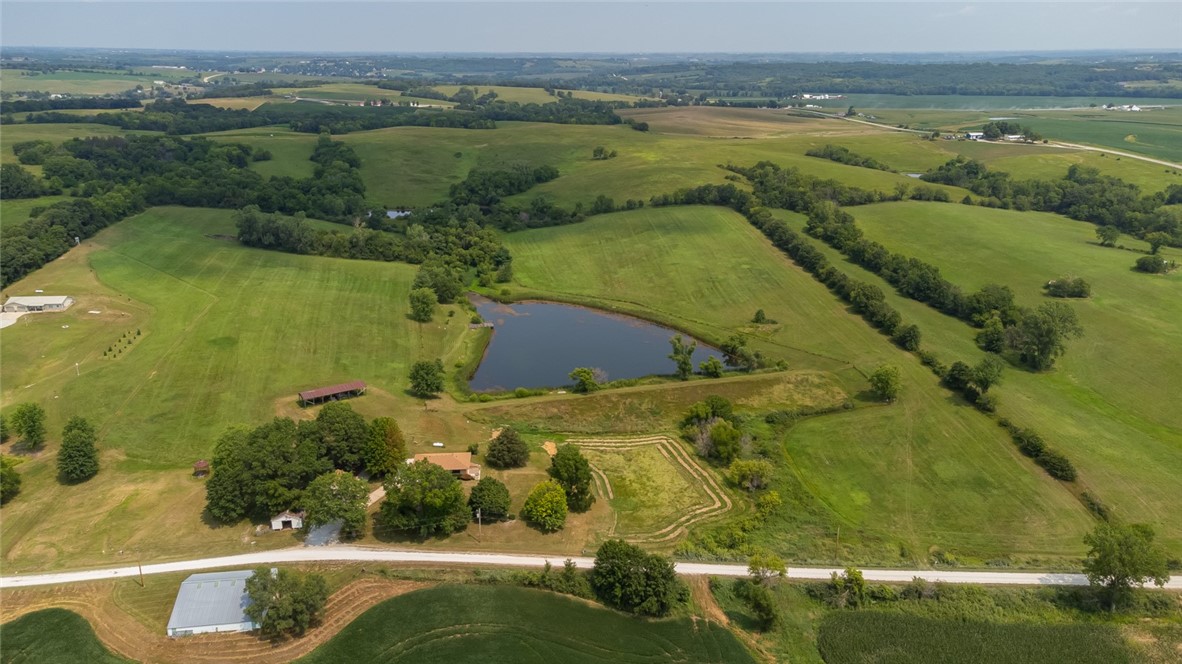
[244, 568, 329, 637]
[568, 367, 601, 393]
[1007, 302, 1084, 370]
[0, 456, 22, 505]
[548, 444, 595, 512]
[668, 335, 697, 380]
[467, 476, 511, 521]
[869, 365, 900, 402]
[315, 402, 368, 473]
[408, 287, 436, 322]
[591, 539, 687, 617]
[377, 460, 469, 537]
[409, 359, 445, 397]
[302, 471, 369, 540]
[1083, 523, 1170, 610]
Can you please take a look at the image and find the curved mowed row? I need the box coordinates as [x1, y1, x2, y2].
[570, 435, 734, 543]
[297, 585, 755, 664]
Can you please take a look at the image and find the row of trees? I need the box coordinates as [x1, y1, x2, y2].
[923, 158, 1182, 243]
[805, 144, 895, 172]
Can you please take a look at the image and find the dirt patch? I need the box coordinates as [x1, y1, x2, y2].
[688, 576, 728, 626]
[1, 577, 427, 664]
[542, 441, 557, 457]
[488, 427, 503, 441]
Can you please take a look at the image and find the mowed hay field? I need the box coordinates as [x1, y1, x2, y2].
[297, 585, 756, 664]
[0, 69, 149, 96]
[0, 207, 486, 572]
[842, 202, 1182, 552]
[503, 206, 1093, 563]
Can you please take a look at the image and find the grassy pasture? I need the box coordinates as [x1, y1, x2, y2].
[841, 202, 1182, 552]
[1, 195, 73, 228]
[0, 206, 488, 572]
[0, 608, 131, 664]
[340, 120, 961, 209]
[503, 205, 1093, 563]
[297, 585, 755, 664]
[205, 126, 319, 179]
[817, 611, 1133, 664]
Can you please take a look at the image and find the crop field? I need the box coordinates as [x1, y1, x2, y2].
[836, 202, 1182, 552]
[504, 205, 1093, 563]
[0, 608, 131, 664]
[298, 585, 755, 664]
[0, 207, 486, 572]
[817, 611, 1133, 664]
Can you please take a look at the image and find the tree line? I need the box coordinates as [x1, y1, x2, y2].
[805, 144, 896, 172]
[922, 158, 1182, 244]
[0, 98, 142, 113]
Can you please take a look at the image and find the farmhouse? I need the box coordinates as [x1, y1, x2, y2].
[965, 131, 985, 141]
[412, 452, 482, 480]
[165, 570, 259, 637]
[2, 295, 75, 313]
[298, 380, 366, 406]
[270, 510, 305, 530]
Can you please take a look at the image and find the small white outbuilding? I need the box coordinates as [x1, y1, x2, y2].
[270, 510, 304, 531]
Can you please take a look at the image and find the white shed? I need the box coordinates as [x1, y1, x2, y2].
[165, 570, 259, 637]
[270, 510, 304, 530]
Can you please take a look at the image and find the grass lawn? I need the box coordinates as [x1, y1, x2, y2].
[842, 202, 1182, 553]
[0, 608, 131, 664]
[297, 584, 756, 664]
[503, 205, 1092, 564]
[0, 206, 485, 572]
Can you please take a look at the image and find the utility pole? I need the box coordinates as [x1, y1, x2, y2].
[476, 508, 482, 535]
[834, 526, 841, 564]
[138, 559, 144, 588]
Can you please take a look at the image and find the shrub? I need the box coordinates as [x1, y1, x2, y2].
[468, 477, 511, 521]
[521, 479, 568, 532]
[1135, 255, 1175, 274]
[1012, 428, 1047, 457]
[1037, 449, 1078, 481]
[591, 539, 687, 616]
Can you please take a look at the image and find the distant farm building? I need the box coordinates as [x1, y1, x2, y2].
[412, 452, 482, 480]
[298, 380, 366, 406]
[165, 570, 259, 637]
[2, 295, 75, 313]
[965, 132, 985, 141]
[270, 510, 305, 530]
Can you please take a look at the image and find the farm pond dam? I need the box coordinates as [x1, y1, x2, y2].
[468, 295, 723, 392]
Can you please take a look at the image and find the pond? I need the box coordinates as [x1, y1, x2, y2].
[468, 295, 724, 392]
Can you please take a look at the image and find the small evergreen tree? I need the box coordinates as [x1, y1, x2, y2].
[486, 427, 529, 469]
[58, 417, 99, 483]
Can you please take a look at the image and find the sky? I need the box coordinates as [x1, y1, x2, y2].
[2, 2, 1180, 54]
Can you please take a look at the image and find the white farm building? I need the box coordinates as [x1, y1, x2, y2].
[2, 295, 74, 313]
[165, 570, 259, 637]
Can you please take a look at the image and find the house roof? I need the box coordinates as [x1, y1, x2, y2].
[272, 510, 305, 520]
[4, 296, 72, 307]
[413, 452, 474, 472]
[166, 570, 256, 632]
[298, 380, 366, 401]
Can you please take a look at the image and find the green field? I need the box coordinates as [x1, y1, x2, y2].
[503, 205, 1093, 564]
[432, 84, 643, 104]
[0, 207, 485, 572]
[817, 611, 1133, 664]
[297, 585, 755, 664]
[0, 69, 153, 96]
[0, 195, 73, 228]
[0, 609, 130, 664]
[837, 202, 1182, 553]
